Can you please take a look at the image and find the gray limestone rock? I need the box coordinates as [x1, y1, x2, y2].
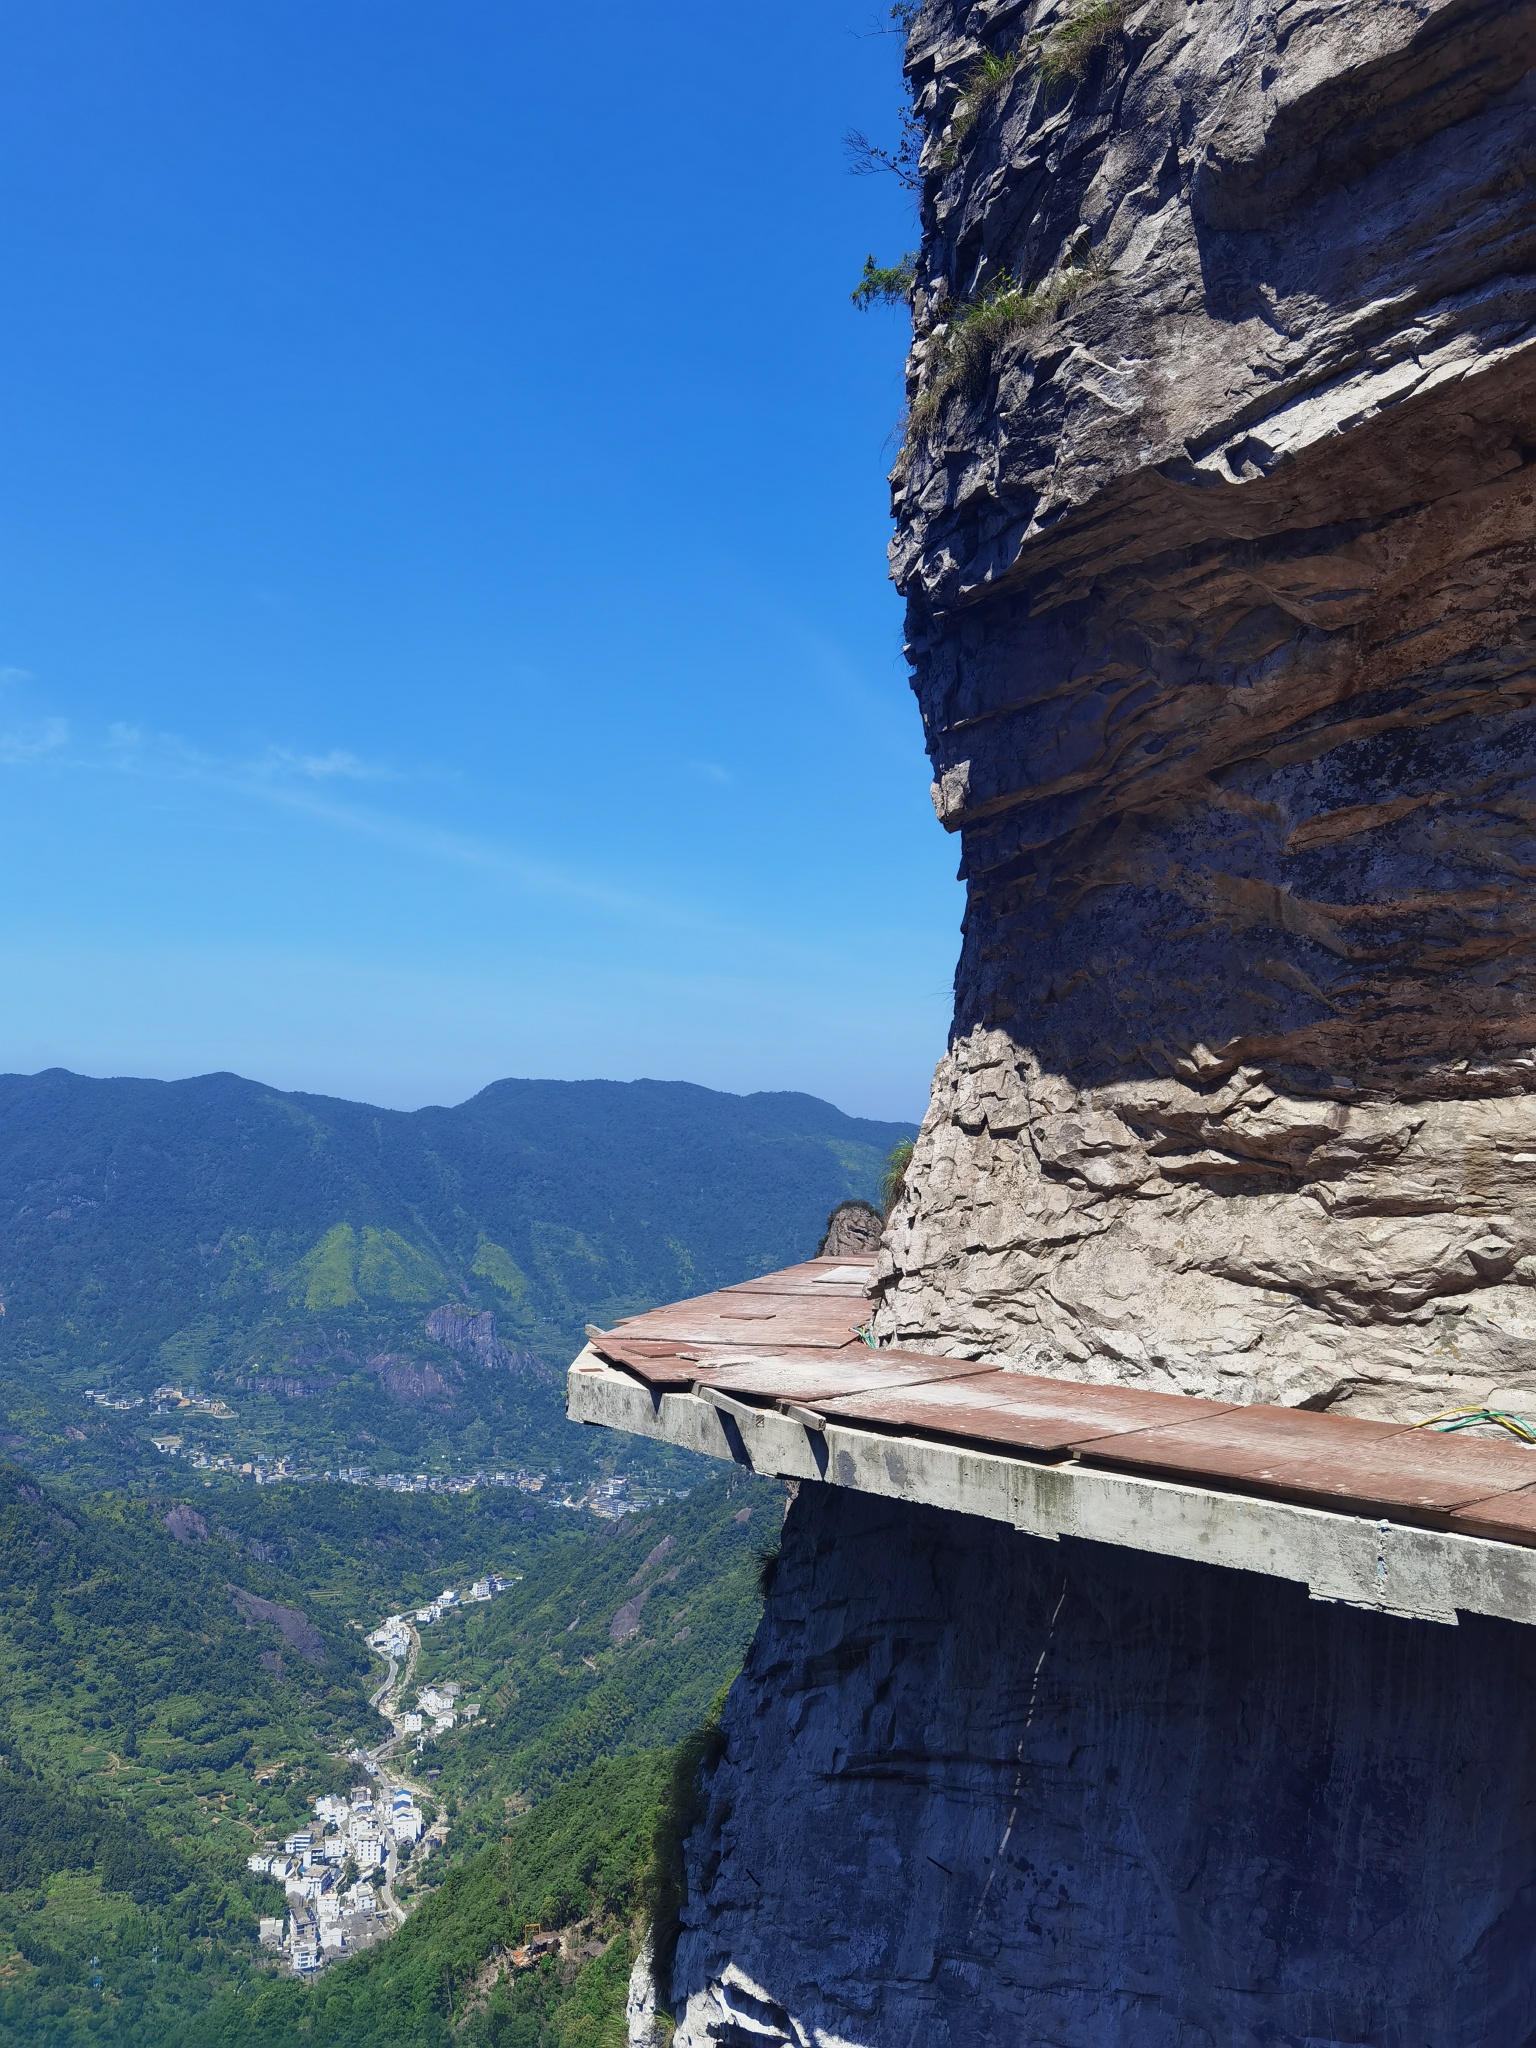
[626, 1938, 666, 2048]
[817, 1200, 886, 1257]
[870, 0, 1536, 1414]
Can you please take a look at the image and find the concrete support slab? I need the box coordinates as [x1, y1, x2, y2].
[569, 1351, 1536, 1627]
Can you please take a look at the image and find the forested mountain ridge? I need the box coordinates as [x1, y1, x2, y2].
[0, 1070, 911, 1484]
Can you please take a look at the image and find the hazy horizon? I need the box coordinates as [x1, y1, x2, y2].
[0, 1058, 930, 1125]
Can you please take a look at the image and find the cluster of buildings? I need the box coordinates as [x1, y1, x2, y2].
[569, 1475, 638, 1520]
[376, 1673, 483, 1739]
[366, 1615, 413, 1659]
[251, 1783, 427, 1972]
[134, 1434, 690, 1523]
[142, 1439, 559, 1497]
[365, 1588, 504, 1743]
[415, 1572, 513, 1623]
[364, 1572, 516, 1657]
[151, 1384, 233, 1416]
[400, 1681, 482, 1737]
[134, 1430, 687, 1522]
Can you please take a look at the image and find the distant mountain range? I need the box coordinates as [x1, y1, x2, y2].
[0, 1070, 912, 1486]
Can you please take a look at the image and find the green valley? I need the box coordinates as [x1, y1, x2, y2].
[0, 1070, 911, 1488]
[0, 1457, 775, 2045]
[0, 1070, 883, 2045]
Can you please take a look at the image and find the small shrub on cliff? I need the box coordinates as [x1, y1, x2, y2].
[881, 1137, 916, 1215]
[845, 108, 926, 192]
[852, 252, 918, 309]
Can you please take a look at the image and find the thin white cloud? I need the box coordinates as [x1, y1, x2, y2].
[0, 718, 68, 763]
[13, 707, 906, 974]
[688, 760, 733, 785]
[86, 716, 686, 923]
[256, 746, 398, 783]
[0, 666, 35, 690]
[235, 774, 687, 922]
[104, 727, 395, 786]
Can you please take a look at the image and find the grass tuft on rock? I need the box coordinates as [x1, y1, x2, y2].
[941, 47, 1022, 159]
[906, 255, 1101, 445]
[1038, 0, 1125, 84]
[937, 2, 1126, 179]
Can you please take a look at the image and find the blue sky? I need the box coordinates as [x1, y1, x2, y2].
[0, 0, 957, 1122]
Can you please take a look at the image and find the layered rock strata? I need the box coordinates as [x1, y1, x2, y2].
[666, 1483, 1536, 2046]
[871, 0, 1536, 1414]
[637, 18, 1536, 2035]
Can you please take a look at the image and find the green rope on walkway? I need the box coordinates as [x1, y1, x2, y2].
[1412, 1404, 1536, 1445]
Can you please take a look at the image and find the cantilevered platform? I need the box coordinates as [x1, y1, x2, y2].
[569, 1255, 1536, 1627]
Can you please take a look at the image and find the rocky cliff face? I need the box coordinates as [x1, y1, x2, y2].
[641, 12, 1536, 2037]
[870, 0, 1536, 1415]
[666, 1483, 1536, 2047]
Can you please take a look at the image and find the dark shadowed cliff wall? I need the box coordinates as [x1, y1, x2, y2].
[671, 1485, 1536, 2047]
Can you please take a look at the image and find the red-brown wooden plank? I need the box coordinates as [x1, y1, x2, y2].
[587, 1334, 989, 1397]
[605, 1297, 869, 1349]
[809, 1370, 1240, 1453]
[593, 1324, 870, 1375]
[719, 1281, 872, 1300]
[720, 1262, 873, 1298]
[587, 1341, 701, 1390]
[1074, 1405, 1536, 1518]
[1447, 1483, 1536, 1544]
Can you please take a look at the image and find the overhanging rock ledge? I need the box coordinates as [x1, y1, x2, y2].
[874, 0, 1536, 1420]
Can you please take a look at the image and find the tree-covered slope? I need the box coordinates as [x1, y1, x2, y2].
[405, 1471, 775, 1833]
[0, 1460, 772, 2047]
[0, 1461, 376, 1822]
[186, 1753, 671, 2048]
[0, 1070, 911, 1483]
[0, 1459, 374, 2043]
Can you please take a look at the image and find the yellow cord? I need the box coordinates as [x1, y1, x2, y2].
[1412, 1404, 1536, 1444]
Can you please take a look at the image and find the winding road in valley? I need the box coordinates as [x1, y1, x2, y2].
[362, 1621, 446, 1926]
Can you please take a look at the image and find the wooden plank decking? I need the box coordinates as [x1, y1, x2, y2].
[581, 1254, 1536, 1552]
